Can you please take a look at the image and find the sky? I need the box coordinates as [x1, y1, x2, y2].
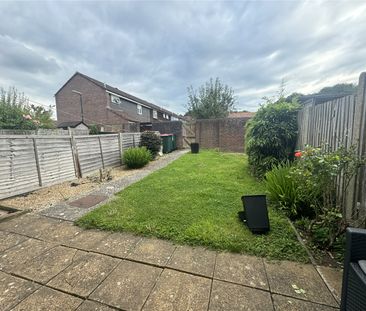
[0, 1, 365, 116]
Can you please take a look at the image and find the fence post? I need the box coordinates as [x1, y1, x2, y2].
[118, 133, 123, 165]
[98, 136, 105, 168]
[70, 135, 81, 178]
[32, 138, 42, 186]
[352, 73, 366, 222]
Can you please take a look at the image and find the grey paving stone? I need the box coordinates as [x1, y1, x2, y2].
[214, 252, 268, 290]
[209, 279, 273, 311]
[142, 269, 211, 311]
[317, 265, 343, 303]
[167, 245, 216, 277]
[37, 220, 83, 243]
[65, 229, 111, 250]
[127, 237, 176, 266]
[272, 294, 339, 310]
[90, 232, 141, 258]
[264, 260, 338, 307]
[0, 231, 28, 252]
[48, 251, 120, 297]
[90, 260, 162, 311]
[0, 238, 56, 272]
[76, 300, 116, 311]
[11, 286, 83, 311]
[15, 245, 78, 283]
[0, 271, 39, 311]
[0, 215, 60, 239]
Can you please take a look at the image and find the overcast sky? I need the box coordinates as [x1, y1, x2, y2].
[0, 1, 365, 116]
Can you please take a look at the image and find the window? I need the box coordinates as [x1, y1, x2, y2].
[163, 113, 166, 119]
[111, 94, 121, 104]
[153, 110, 157, 119]
[137, 104, 142, 115]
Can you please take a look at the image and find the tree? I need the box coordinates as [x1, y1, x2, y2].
[318, 83, 357, 95]
[186, 78, 236, 119]
[0, 87, 54, 129]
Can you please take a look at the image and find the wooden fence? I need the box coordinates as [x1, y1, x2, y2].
[0, 132, 141, 200]
[0, 128, 89, 136]
[297, 72, 366, 226]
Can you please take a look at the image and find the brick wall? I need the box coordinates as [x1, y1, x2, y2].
[195, 117, 249, 153]
[151, 121, 183, 149]
[56, 74, 130, 128]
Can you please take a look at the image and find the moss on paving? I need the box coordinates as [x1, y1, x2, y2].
[77, 150, 309, 262]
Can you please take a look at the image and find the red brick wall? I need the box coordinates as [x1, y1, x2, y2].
[55, 74, 128, 127]
[195, 117, 249, 152]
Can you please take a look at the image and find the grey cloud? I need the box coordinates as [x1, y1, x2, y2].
[0, 1, 365, 114]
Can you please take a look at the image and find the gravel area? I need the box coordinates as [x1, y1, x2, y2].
[0, 150, 188, 213]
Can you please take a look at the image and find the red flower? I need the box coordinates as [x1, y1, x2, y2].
[294, 151, 302, 158]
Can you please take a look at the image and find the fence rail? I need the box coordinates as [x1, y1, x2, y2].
[0, 132, 141, 200]
[297, 72, 366, 226]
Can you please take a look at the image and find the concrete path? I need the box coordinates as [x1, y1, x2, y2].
[40, 150, 189, 221]
[0, 214, 342, 311]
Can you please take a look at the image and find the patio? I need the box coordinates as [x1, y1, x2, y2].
[0, 214, 341, 311]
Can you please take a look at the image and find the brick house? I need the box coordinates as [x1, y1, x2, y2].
[55, 72, 180, 132]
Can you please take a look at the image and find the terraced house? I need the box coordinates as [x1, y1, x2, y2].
[55, 72, 180, 132]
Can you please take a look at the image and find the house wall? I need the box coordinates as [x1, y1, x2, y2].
[56, 74, 111, 126]
[109, 96, 151, 122]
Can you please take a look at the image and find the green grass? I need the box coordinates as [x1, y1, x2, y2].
[77, 150, 309, 262]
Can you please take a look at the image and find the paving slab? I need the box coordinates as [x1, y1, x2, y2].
[142, 269, 211, 311]
[127, 237, 176, 266]
[214, 252, 268, 290]
[91, 260, 162, 310]
[317, 265, 343, 303]
[272, 294, 338, 310]
[11, 286, 83, 311]
[0, 238, 56, 272]
[264, 260, 338, 307]
[167, 245, 216, 277]
[48, 251, 120, 297]
[0, 270, 40, 311]
[15, 245, 78, 283]
[0, 214, 60, 239]
[0, 231, 28, 252]
[76, 300, 116, 311]
[65, 229, 111, 250]
[37, 220, 83, 243]
[90, 232, 141, 258]
[209, 279, 273, 311]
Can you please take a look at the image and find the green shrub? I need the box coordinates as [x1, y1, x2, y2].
[140, 131, 162, 158]
[245, 98, 299, 178]
[265, 162, 298, 219]
[123, 147, 152, 169]
[266, 144, 365, 250]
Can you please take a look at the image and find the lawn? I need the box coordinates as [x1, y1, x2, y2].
[77, 150, 309, 262]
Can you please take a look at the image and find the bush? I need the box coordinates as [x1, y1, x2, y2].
[265, 162, 299, 219]
[123, 147, 152, 169]
[266, 144, 365, 250]
[245, 98, 299, 178]
[139, 131, 162, 159]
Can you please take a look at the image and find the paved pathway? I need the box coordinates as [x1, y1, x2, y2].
[0, 214, 342, 311]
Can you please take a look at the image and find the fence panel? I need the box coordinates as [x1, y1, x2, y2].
[0, 137, 40, 199]
[0, 132, 142, 199]
[36, 137, 76, 186]
[296, 72, 366, 226]
[75, 136, 103, 176]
